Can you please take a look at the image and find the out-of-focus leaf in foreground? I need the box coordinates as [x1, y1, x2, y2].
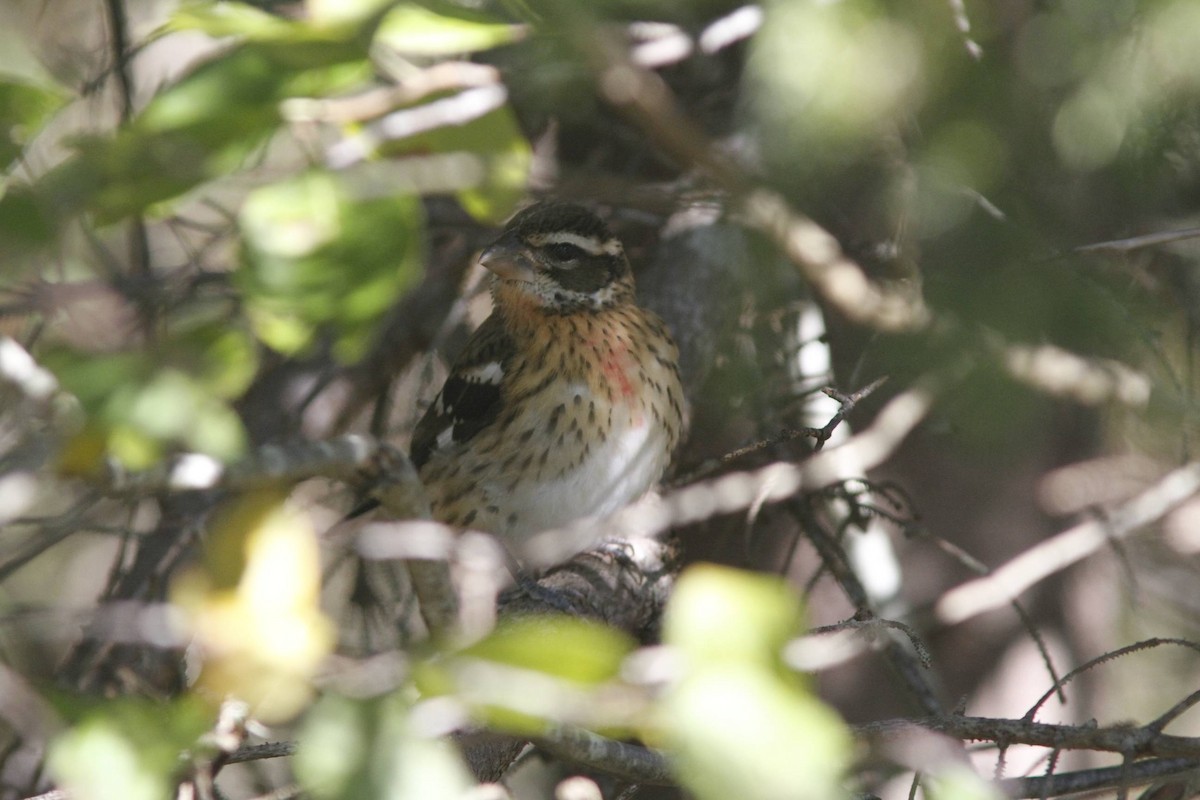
[0, 73, 67, 168]
[47, 323, 256, 473]
[375, 4, 525, 56]
[172, 490, 334, 723]
[657, 565, 852, 800]
[2, 5, 376, 234]
[48, 697, 210, 800]
[297, 693, 475, 800]
[416, 616, 637, 735]
[747, 0, 923, 177]
[238, 170, 424, 361]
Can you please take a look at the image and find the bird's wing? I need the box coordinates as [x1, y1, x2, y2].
[410, 313, 511, 470]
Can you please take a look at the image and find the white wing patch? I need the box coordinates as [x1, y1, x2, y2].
[463, 361, 504, 384]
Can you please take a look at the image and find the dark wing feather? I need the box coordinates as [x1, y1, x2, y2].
[410, 314, 511, 469]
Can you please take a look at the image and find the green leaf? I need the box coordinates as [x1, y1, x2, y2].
[461, 615, 636, 684]
[297, 694, 475, 800]
[238, 170, 424, 360]
[658, 566, 852, 800]
[664, 564, 806, 669]
[377, 100, 530, 224]
[413, 616, 637, 736]
[26, 35, 370, 226]
[43, 324, 255, 471]
[165, 1, 302, 40]
[48, 697, 211, 800]
[0, 74, 67, 167]
[376, 4, 525, 56]
[165, 0, 387, 44]
[748, 0, 924, 175]
[663, 666, 852, 800]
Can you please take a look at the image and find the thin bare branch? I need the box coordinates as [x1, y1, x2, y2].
[534, 725, 674, 785]
[1001, 757, 1200, 799]
[863, 715, 1200, 760]
[935, 464, 1200, 625]
[1072, 226, 1200, 255]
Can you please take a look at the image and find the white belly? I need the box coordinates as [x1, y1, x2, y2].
[499, 413, 670, 539]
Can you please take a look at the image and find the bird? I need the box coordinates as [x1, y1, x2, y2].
[409, 201, 686, 547]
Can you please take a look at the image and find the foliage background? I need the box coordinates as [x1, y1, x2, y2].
[2, 0, 1200, 798]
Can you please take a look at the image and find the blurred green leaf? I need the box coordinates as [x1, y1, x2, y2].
[748, 0, 924, 177]
[166, 1, 304, 40]
[664, 563, 805, 670]
[238, 170, 424, 361]
[378, 100, 530, 223]
[659, 565, 851, 800]
[413, 616, 636, 737]
[18, 31, 371, 228]
[165, 0, 388, 44]
[43, 323, 256, 470]
[48, 696, 211, 800]
[663, 667, 852, 800]
[460, 615, 635, 684]
[173, 491, 333, 722]
[376, 4, 525, 56]
[297, 693, 474, 800]
[0, 184, 56, 249]
[0, 74, 67, 167]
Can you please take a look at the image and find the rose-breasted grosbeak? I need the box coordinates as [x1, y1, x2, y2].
[410, 202, 686, 544]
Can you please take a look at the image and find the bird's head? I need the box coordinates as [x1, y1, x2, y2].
[480, 202, 635, 315]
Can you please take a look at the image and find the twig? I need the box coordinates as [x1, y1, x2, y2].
[21, 790, 68, 800]
[226, 741, 299, 765]
[861, 715, 1200, 760]
[285, 62, 504, 125]
[533, 725, 674, 785]
[100, 435, 418, 505]
[811, 378, 890, 451]
[794, 499, 943, 716]
[1000, 757, 1200, 799]
[101, 0, 153, 326]
[671, 377, 889, 487]
[1071, 226, 1200, 255]
[935, 463, 1200, 625]
[1024, 638, 1200, 722]
[1148, 688, 1200, 735]
[457, 538, 678, 781]
[0, 493, 103, 583]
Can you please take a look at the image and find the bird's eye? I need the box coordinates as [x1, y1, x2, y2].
[544, 242, 587, 262]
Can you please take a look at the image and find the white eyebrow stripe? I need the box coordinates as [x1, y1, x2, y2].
[530, 231, 623, 257]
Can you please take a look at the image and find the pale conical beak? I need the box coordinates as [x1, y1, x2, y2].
[479, 238, 537, 282]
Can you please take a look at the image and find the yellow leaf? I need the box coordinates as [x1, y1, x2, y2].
[172, 491, 334, 722]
